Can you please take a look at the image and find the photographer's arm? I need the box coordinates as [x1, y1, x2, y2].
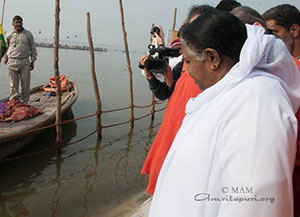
[150, 61, 183, 99]
[147, 62, 183, 100]
[147, 76, 172, 100]
[140, 55, 172, 100]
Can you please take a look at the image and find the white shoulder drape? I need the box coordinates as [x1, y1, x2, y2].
[149, 25, 300, 217]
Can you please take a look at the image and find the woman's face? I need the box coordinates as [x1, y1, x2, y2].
[182, 43, 213, 91]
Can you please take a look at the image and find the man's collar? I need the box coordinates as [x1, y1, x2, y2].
[13, 28, 24, 34]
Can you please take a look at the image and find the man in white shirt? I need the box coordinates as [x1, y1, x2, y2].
[4, 15, 37, 104]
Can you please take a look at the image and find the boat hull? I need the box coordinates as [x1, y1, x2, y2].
[0, 81, 79, 159]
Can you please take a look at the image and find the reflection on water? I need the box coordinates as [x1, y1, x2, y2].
[0, 111, 77, 217]
[0, 117, 161, 217]
[145, 119, 156, 157]
[51, 150, 62, 217]
[0, 47, 165, 216]
[114, 128, 133, 203]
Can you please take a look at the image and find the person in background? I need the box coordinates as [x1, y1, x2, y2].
[169, 38, 181, 49]
[149, 10, 300, 217]
[231, 6, 268, 30]
[4, 15, 37, 104]
[262, 4, 300, 215]
[262, 4, 300, 216]
[215, 0, 241, 11]
[233, 5, 300, 216]
[141, 5, 213, 101]
[140, 4, 213, 195]
[141, 28, 184, 100]
[263, 4, 300, 59]
[140, 26, 179, 100]
[168, 38, 182, 69]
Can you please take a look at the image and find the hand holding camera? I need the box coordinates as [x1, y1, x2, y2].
[139, 26, 180, 75]
[140, 54, 173, 86]
[151, 26, 165, 46]
[139, 44, 181, 74]
[140, 55, 154, 80]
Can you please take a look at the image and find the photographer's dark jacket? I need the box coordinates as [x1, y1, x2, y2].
[147, 60, 183, 100]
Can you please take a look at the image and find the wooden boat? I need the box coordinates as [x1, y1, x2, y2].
[0, 81, 79, 159]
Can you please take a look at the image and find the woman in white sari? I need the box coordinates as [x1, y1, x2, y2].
[149, 10, 300, 217]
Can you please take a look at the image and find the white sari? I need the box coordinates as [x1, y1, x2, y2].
[149, 25, 300, 217]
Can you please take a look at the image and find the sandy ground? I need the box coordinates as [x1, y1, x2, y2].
[131, 197, 151, 217]
[101, 191, 151, 217]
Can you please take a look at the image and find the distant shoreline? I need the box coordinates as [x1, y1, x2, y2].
[35, 42, 108, 52]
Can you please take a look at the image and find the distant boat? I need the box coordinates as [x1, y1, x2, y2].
[0, 80, 79, 159]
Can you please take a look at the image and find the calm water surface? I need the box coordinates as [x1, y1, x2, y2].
[0, 47, 165, 216]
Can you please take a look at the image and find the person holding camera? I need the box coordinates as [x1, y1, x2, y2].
[140, 5, 213, 196]
[140, 26, 183, 100]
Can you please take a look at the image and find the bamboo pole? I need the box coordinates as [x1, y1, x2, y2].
[172, 8, 177, 31]
[1, 0, 6, 25]
[54, 0, 62, 145]
[0, 38, 2, 63]
[150, 23, 154, 43]
[151, 94, 155, 120]
[150, 23, 155, 120]
[118, 0, 134, 128]
[86, 12, 102, 138]
[0, 0, 6, 63]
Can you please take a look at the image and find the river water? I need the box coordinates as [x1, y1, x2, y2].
[0, 47, 166, 217]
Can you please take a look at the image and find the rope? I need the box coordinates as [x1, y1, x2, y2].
[134, 103, 153, 109]
[63, 113, 97, 123]
[67, 129, 98, 145]
[102, 120, 132, 128]
[0, 112, 98, 140]
[102, 106, 130, 113]
[155, 107, 166, 113]
[134, 112, 152, 120]
[154, 100, 165, 105]
[0, 101, 167, 163]
[134, 100, 165, 108]
[0, 101, 167, 141]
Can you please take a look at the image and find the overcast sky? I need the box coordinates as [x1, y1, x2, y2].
[2, 0, 300, 51]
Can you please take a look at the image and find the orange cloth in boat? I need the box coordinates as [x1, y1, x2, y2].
[43, 75, 70, 92]
[141, 62, 202, 195]
[0, 99, 42, 122]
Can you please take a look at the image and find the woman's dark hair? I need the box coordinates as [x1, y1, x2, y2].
[177, 22, 188, 38]
[181, 9, 247, 62]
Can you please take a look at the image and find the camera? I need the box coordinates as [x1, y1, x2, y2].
[150, 26, 160, 36]
[140, 44, 181, 74]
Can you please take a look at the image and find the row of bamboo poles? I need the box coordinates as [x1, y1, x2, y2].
[54, 0, 178, 144]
